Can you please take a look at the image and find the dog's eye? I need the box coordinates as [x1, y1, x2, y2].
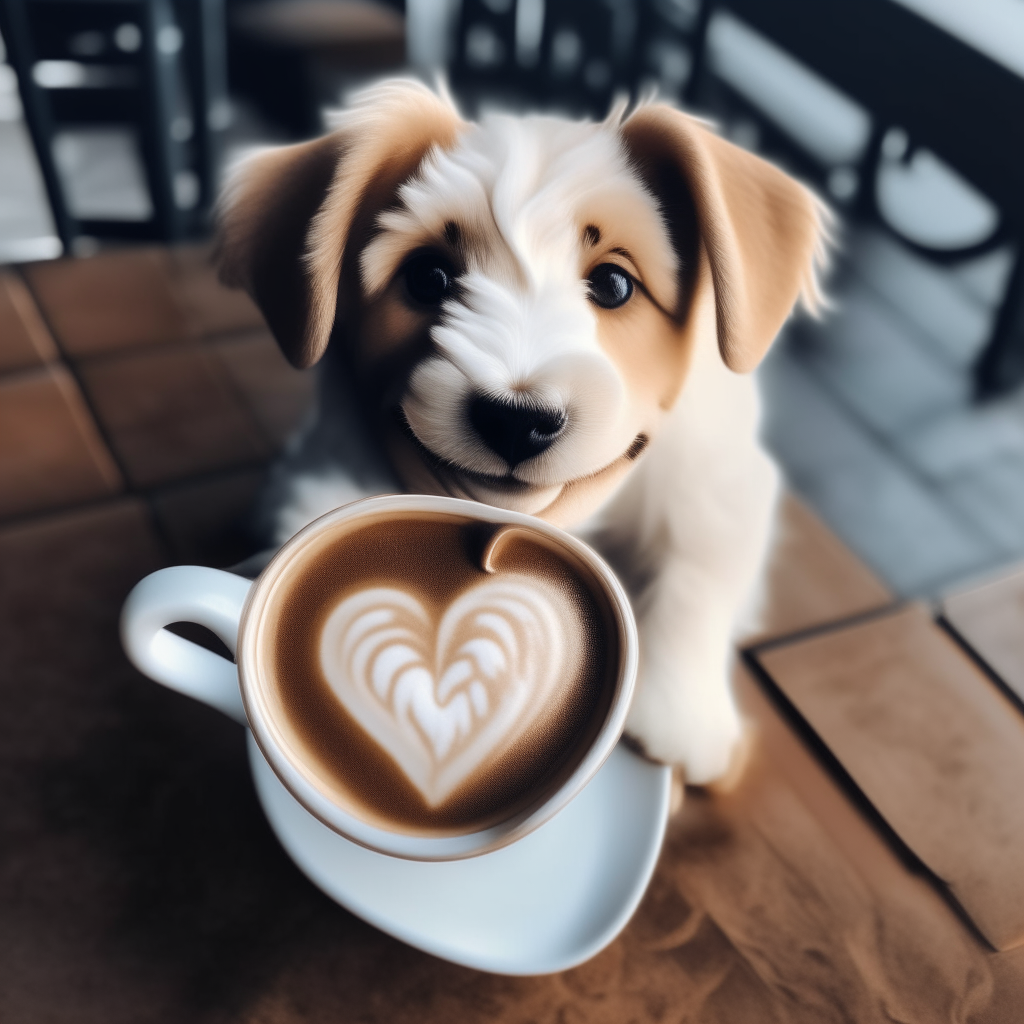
[587, 264, 634, 309]
[405, 253, 453, 305]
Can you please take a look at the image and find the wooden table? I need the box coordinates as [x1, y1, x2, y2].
[2, 248, 1024, 1022]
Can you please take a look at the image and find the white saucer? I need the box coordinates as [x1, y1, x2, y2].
[248, 733, 672, 975]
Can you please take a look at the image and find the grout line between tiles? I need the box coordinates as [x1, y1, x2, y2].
[27, 325, 272, 371]
[0, 452, 274, 532]
[0, 264, 278, 533]
[741, 644, 998, 952]
[935, 613, 1024, 721]
[0, 491, 164, 541]
[203, 340, 283, 454]
[0, 362, 60, 388]
[141, 492, 184, 565]
[742, 598, 907, 658]
[16, 265, 135, 489]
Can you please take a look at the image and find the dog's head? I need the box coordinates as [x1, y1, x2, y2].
[217, 80, 826, 526]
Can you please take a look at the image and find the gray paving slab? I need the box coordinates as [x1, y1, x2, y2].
[761, 344, 1002, 595]
[796, 280, 971, 438]
[847, 228, 994, 369]
[940, 455, 1024, 559]
[948, 244, 1017, 310]
[898, 405, 1024, 482]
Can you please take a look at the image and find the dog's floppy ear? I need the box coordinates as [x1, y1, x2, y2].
[216, 80, 465, 368]
[621, 103, 828, 372]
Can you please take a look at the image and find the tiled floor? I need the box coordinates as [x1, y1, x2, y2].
[0, 246, 315, 556]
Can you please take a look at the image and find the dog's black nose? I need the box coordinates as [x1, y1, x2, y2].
[468, 396, 567, 469]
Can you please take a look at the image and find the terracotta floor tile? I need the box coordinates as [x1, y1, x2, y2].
[152, 467, 267, 567]
[0, 271, 58, 373]
[0, 366, 123, 520]
[210, 330, 316, 447]
[942, 562, 1024, 705]
[78, 345, 270, 487]
[23, 248, 191, 357]
[168, 243, 266, 337]
[752, 494, 894, 643]
[755, 604, 1024, 951]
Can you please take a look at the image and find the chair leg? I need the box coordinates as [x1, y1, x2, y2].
[975, 246, 1024, 399]
[139, 0, 186, 241]
[0, 0, 77, 250]
[682, 0, 714, 108]
[174, 0, 227, 216]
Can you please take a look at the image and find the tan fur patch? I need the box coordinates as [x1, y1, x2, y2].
[621, 102, 830, 373]
[216, 80, 466, 368]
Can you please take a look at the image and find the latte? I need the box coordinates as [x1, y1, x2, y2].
[251, 512, 619, 836]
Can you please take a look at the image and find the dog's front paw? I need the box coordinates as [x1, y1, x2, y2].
[625, 674, 743, 784]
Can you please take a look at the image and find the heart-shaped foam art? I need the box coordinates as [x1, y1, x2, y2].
[318, 575, 570, 806]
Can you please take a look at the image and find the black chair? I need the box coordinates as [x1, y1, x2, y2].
[227, 0, 405, 141]
[536, 0, 630, 117]
[632, 0, 702, 102]
[685, 0, 1024, 396]
[0, 0, 227, 248]
[448, 0, 523, 109]
[450, 0, 642, 119]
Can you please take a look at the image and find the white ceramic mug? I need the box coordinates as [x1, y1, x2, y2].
[121, 494, 638, 861]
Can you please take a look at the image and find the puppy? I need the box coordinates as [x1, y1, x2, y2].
[216, 79, 827, 784]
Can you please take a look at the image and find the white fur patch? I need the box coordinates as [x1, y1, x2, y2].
[360, 110, 677, 504]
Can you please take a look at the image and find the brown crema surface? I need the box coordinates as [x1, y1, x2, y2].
[260, 513, 618, 835]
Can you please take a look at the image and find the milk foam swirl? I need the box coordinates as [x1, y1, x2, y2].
[319, 575, 568, 805]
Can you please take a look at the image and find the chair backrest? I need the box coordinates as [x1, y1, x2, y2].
[536, 0, 628, 116]
[449, 0, 639, 118]
[449, 0, 522, 101]
[632, 0, 703, 103]
[715, 0, 1024, 229]
[0, 0, 226, 247]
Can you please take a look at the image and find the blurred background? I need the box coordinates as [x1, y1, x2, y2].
[1, 0, 1022, 596]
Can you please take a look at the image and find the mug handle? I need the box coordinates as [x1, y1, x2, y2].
[120, 566, 253, 725]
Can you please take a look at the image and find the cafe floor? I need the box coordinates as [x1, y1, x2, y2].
[2, 248, 1024, 1022]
